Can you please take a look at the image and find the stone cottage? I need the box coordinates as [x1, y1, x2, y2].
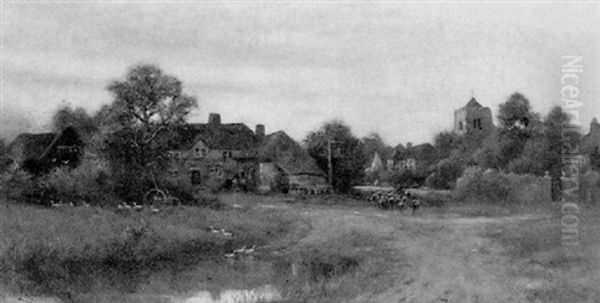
[258, 130, 328, 192]
[167, 113, 261, 190]
[6, 126, 83, 174]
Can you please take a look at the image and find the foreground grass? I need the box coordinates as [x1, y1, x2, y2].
[0, 200, 301, 296]
[483, 203, 600, 302]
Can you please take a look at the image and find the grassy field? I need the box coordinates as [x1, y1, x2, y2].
[482, 203, 600, 302]
[1, 193, 599, 302]
[0, 198, 302, 297]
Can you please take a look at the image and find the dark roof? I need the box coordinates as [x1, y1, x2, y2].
[465, 97, 482, 108]
[8, 133, 57, 161]
[171, 123, 259, 150]
[259, 131, 325, 176]
[7, 127, 84, 163]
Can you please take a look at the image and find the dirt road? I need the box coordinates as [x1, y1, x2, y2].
[227, 194, 598, 303]
[252, 199, 541, 303]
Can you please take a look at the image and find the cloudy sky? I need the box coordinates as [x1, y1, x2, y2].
[1, 2, 599, 145]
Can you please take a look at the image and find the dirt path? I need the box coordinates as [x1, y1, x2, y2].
[294, 204, 542, 303]
[225, 195, 549, 303]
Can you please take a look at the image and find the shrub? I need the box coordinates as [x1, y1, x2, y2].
[388, 169, 420, 188]
[455, 167, 551, 205]
[0, 169, 36, 202]
[580, 170, 600, 204]
[42, 155, 113, 205]
[425, 158, 463, 189]
[455, 167, 511, 203]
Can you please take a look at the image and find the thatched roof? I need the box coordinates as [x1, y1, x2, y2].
[170, 123, 259, 150]
[259, 131, 325, 177]
[8, 132, 57, 161]
[7, 127, 83, 163]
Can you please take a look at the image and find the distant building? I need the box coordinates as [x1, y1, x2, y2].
[453, 97, 494, 137]
[389, 143, 436, 178]
[365, 152, 384, 174]
[167, 113, 260, 190]
[258, 130, 327, 192]
[582, 118, 600, 154]
[6, 126, 83, 174]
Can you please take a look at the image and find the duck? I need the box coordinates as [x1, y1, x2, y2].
[233, 246, 246, 254]
[224, 252, 236, 259]
[133, 203, 143, 211]
[243, 245, 256, 254]
[151, 207, 160, 214]
[222, 231, 233, 237]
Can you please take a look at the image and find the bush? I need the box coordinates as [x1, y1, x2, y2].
[455, 167, 551, 205]
[455, 167, 512, 203]
[425, 158, 463, 189]
[388, 169, 420, 188]
[42, 156, 112, 205]
[0, 169, 36, 202]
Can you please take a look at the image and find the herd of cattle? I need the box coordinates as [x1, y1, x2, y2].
[366, 188, 421, 215]
[289, 185, 422, 215]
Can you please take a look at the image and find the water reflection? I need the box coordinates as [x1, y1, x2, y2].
[173, 285, 282, 303]
[2, 285, 282, 303]
[3, 254, 356, 303]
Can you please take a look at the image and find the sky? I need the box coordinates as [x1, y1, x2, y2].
[1, 2, 599, 146]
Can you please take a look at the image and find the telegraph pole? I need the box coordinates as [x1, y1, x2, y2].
[328, 138, 333, 186]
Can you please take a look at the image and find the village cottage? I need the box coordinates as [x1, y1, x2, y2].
[6, 126, 83, 174]
[166, 114, 261, 190]
[258, 130, 328, 192]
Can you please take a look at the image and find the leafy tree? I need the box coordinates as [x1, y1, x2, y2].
[496, 93, 541, 167]
[425, 158, 463, 189]
[103, 64, 197, 201]
[361, 133, 392, 163]
[434, 131, 464, 160]
[52, 105, 98, 142]
[304, 120, 367, 192]
[543, 106, 574, 200]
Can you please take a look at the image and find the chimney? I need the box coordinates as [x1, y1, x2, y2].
[208, 113, 221, 126]
[256, 124, 265, 139]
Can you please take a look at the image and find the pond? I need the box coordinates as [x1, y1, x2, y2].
[2, 253, 361, 303]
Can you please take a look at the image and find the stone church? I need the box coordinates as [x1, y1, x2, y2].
[453, 97, 494, 137]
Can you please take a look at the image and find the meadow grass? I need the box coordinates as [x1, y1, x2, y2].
[483, 203, 600, 302]
[0, 199, 300, 295]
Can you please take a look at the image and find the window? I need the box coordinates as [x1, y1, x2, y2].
[472, 119, 482, 130]
[458, 121, 463, 130]
[222, 150, 233, 159]
[190, 169, 202, 185]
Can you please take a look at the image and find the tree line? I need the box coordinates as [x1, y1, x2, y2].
[2, 64, 599, 203]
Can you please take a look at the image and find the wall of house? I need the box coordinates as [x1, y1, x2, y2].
[259, 162, 278, 192]
[168, 146, 259, 190]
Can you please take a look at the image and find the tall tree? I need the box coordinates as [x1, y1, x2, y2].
[104, 64, 197, 200]
[543, 106, 581, 200]
[361, 133, 392, 164]
[304, 120, 367, 192]
[52, 105, 98, 142]
[496, 93, 541, 167]
[433, 131, 464, 160]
